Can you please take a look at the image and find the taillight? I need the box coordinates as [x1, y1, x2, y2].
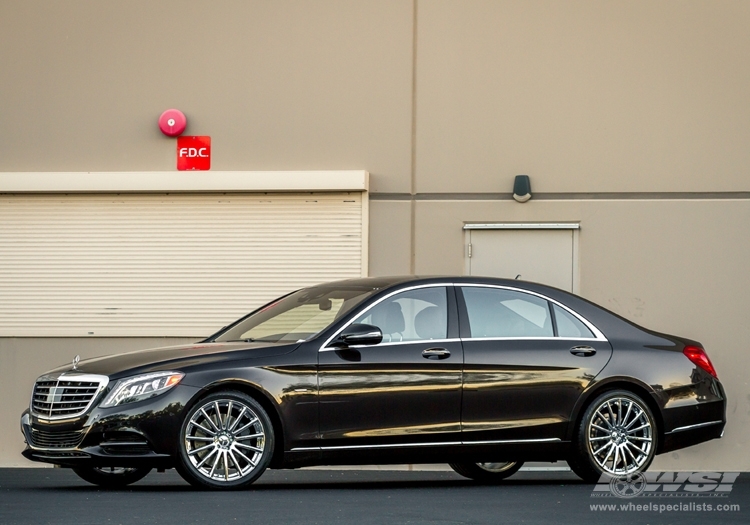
[683, 345, 718, 378]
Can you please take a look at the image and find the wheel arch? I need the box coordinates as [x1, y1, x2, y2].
[567, 378, 665, 453]
[186, 379, 287, 469]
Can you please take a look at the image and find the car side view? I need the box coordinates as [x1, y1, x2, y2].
[20, 276, 726, 489]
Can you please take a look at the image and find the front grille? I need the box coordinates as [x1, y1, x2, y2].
[30, 373, 108, 420]
[29, 428, 85, 449]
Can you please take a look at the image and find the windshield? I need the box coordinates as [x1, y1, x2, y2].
[214, 285, 378, 343]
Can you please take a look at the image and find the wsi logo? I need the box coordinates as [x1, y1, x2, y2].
[592, 472, 740, 498]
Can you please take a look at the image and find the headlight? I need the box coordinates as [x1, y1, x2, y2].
[100, 372, 184, 408]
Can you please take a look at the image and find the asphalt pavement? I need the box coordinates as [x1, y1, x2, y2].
[0, 467, 747, 525]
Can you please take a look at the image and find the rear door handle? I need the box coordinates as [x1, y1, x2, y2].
[570, 345, 597, 357]
[422, 348, 450, 360]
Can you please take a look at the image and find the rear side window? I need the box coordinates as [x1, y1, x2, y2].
[553, 304, 595, 338]
[461, 287, 553, 338]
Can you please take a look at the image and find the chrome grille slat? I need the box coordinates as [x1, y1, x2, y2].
[29, 428, 85, 449]
[30, 373, 109, 420]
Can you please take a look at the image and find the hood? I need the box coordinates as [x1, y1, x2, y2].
[45, 342, 299, 379]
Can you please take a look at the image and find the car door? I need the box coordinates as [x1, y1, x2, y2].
[318, 285, 463, 448]
[457, 285, 612, 443]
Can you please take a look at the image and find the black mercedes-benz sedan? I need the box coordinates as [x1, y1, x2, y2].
[21, 276, 726, 489]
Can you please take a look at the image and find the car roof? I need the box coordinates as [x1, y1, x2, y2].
[326, 275, 564, 292]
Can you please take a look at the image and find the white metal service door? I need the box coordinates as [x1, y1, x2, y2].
[0, 193, 365, 337]
[466, 228, 576, 292]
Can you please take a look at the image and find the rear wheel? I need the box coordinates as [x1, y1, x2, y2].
[176, 391, 274, 490]
[449, 461, 523, 482]
[72, 466, 151, 487]
[570, 389, 657, 483]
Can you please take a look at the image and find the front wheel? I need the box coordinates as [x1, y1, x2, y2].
[72, 466, 151, 488]
[176, 391, 274, 490]
[569, 389, 657, 483]
[449, 461, 523, 482]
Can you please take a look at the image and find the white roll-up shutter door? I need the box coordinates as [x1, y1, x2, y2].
[0, 192, 365, 337]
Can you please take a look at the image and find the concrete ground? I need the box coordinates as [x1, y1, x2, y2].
[0, 468, 747, 525]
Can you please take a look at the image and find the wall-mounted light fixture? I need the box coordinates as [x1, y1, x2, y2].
[513, 175, 532, 203]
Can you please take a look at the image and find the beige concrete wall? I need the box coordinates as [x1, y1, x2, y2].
[0, 0, 414, 193]
[0, 337, 196, 466]
[368, 200, 413, 275]
[408, 198, 750, 470]
[415, 0, 750, 193]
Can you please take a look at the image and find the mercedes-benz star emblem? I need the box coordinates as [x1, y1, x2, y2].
[72, 354, 80, 370]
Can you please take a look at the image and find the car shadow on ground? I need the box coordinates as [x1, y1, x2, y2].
[33, 477, 589, 493]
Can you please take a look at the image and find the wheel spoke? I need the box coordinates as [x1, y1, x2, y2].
[233, 418, 259, 435]
[189, 420, 216, 436]
[208, 450, 221, 477]
[223, 450, 229, 481]
[234, 433, 264, 441]
[232, 447, 257, 467]
[188, 443, 215, 456]
[593, 441, 613, 456]
[214, 401, 225, 430]
[626, 423, 650, 434]
[623, 409, 643, 430]
[589, 435, 611, 441]
[628, 436, 652, 442]
[612, 446, 620, 472]
[235, 442, 263, 453]
[624, 441, 646, 456]
[229, 450, 243, 473]
[591, 423, 610, 434]
[225, 401, 234, 431]
[621, 400, 634, 428]
[601, 443, 616, 465]
[622, 442, 639, 470]
[186, 436, 214, 442]
[228, 407, 246, 432]
[595, 410, 614, 429]
[607, 401, 617, 425]
[201, 408, 221, 433]
[195, 448, 217, 469]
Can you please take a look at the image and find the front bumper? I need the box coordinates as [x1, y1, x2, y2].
[21, 383, 199, 468]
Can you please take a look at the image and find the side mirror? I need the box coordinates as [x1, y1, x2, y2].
[332, 324, 383, 347]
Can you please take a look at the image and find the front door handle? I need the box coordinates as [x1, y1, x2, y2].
[422, 348, 450, 360]
[570, 345, 597, 357]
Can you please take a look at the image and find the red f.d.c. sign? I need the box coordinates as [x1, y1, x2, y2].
[177, 136, 211, 170]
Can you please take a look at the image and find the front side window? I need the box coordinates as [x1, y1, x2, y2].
[353, 287, 448, 342]
[215, 285, 377, 343]
[461, 287, 553, 338]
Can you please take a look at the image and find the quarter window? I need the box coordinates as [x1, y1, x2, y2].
[553, 304, 595, 338]
[353, 287, 448, 342]
[461, 287, 553, 338]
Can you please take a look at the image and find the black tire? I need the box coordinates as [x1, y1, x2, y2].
[72, 466, 151, 488]
[176, 391, 274, 490]
[449, 461, 524, 483]
[570, 389, 658, 483]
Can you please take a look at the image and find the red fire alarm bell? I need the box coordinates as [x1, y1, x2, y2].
[177, 136, 211, 170]
[159, 109, 187, 137]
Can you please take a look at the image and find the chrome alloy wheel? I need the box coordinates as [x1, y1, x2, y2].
[184, 399, 266, 483]
[476, 462, 517, 473]
[586, 396, 654, 476]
